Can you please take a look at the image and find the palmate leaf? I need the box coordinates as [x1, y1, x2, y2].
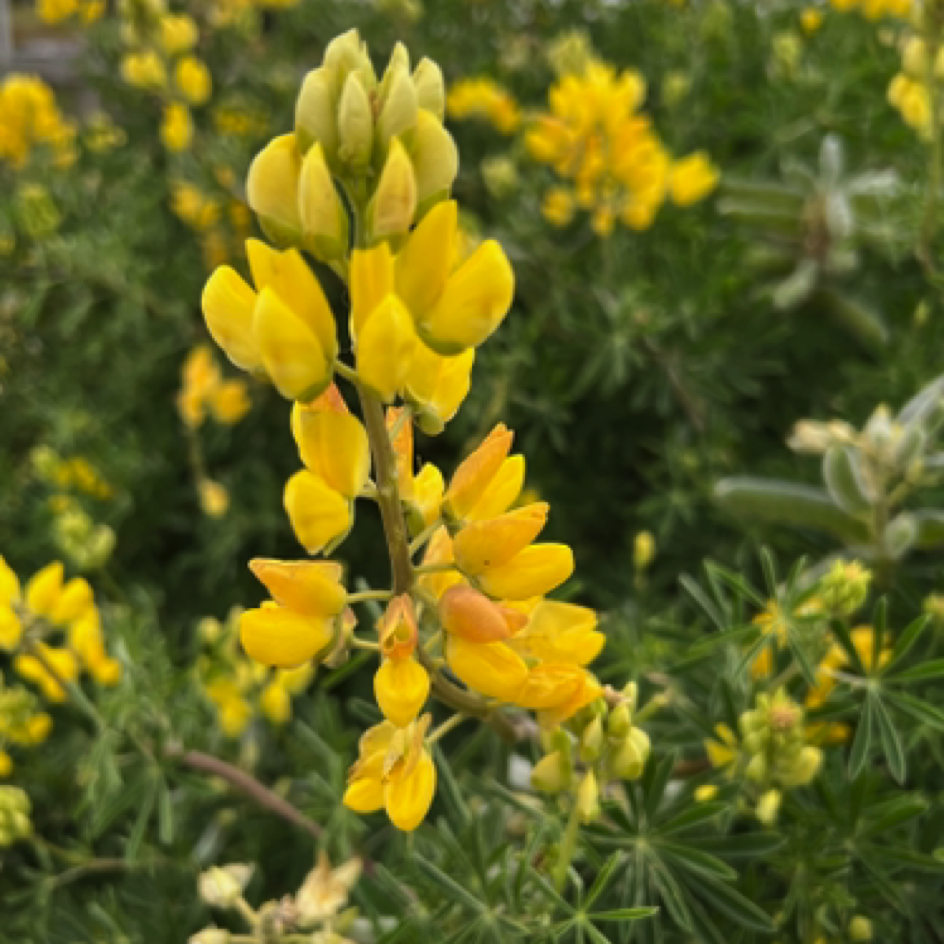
[848, 695, 875, 780]
[883, 691, 944, 733]
[871, 694, 907, 783]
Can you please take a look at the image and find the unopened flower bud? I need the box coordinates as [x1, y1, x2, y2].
[781, 745, 822, 788]
[579, 716, 604, 764]
[413, 58, 445, 119]
[299, 143, 349, 261]
[576, 770, 601, 824]
[633, 532, 655, 571]
[609, 728, 649, 781]
[378, 67, 419, 150]
[531, 751, 569, 794]
[408, 110, 459, 214]
[849, 916, 873, 941]
[337, 73, 373, 171]
[367, 138, 417, 240]
[607, 703, 632, 738]
[190, 930, 231, 944]
[756, 789, 781, 825]
[246, 134, 303, 246]
[621, 681, 639, 712]
[818, 560, 871, 618]
[295, 68, 338, 158]
[745, 753, 767, 783]
[198, 864, 253, 908]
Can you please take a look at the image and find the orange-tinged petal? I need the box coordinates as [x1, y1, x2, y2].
[283, 470, 353, 554]
[418, 239, 514, 355]
[202, 266, 260, 371]
[292, 407, 370, 499]
[536, 671, 603, 727]
[254, 288, 332, 400]
[477, 544, 574, 600]
[453, 503, 549, 574]
[439, 585, 523, 643]
[356, 294, 417, 401]
[395, 198, 457, 317]
[386, 406, 414, 500]
[240, 605, 335, 668]
[514, 663, 585, 709]
[344, 776, 385, 813]
[445, 635, 528, 701]
[375, 658, 430, 727]
[350, 243, 394, 341]
[378, 595, 419, 660]
[249, 559, 346, 618]
[384, 751, 436, 831]
[417, 528, 463, 600]
[466, 455, 524, 521]
[444, 424, 513, 520]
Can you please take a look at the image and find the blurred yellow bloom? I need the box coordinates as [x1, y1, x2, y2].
[259, 681, 292, 723]
[0, 75, 76, 169]
[15, 644, 79, 702]
[121, 51, 167, 90]
[506, 600, 604, 666]
[800, 8, 824, 32]
[199, 479, 229, 517]
[161, 103, 194, 152]
[668, 152, 720, 207]
[25, 562, 64, 618]
[705, 723, 738, 769]
[160, 14, 199, 55]
[176, 56, 213, 106]
[542, 188, 576, 227]
[447, 78, 521, 134]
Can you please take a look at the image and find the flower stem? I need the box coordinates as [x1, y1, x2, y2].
[347, 589, 394, 604]
[409, 519, 443, 556]
[357, 387, 415, 595]
[554, 801, 582, 892]
[427, 712, 469, 745]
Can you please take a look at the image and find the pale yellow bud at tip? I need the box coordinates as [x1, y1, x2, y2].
[299, 143, 349, 261]
[576, 770, 601, 823]
[295, 67, 338, 158]
[337, 73, 373, 170]
[413, 58, 445, 120]
[367, 138, 417, 240]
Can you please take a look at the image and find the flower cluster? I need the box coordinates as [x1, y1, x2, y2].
[526, 58, 719, 236]
[829, 0, 911, 19]
[0, 74, 77, 170]
[0, 558, 122, 701]
[198, 30, 605, 833]
[531, 682, 653, 825]
[887, 29, 944, 137]
[31, 446, 113, 500]
[171, 178, 255, 271]
[707, 690, 823, 824]
[118, 3, 211, 152]
[446, 78, 522, 134]
[178, 345, 252, 429]
[36, 0, 104, 25]
[0, 677, 53, 777]
[195, 609, 316, 737]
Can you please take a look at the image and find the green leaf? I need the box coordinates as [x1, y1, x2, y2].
[688, 833, 786, 858]
[703, 561, 767, 608]
[884, 691, 944, 732]
[157, 778, 174, 845]
[583, 852, 626, 912]
[648, 858, 694, 932]
[679, 575, 726, 631]
[829, 619, 867, 677]
[713, 478, 870, 543]
[686, 874, 775, 932]
[881, 615, 931, 676]
[823, 446, 872, 514]
[656, 802, 727, 836]
[433, 746, 471, 827]
[871, 695, 907, 783]
[125, 776, 157, 862]
[885, 659, 944, 684]
[414, 855, 486, 914]
[913, 510, 944, 549]
[848, 696, 874, 780]
[588, 909, 658, 922]
[860, 797, 927, 839]
[655, 842, 738, 882]
[644, 752, 677, 823]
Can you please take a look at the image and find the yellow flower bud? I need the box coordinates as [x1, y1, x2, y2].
[445, 635, 528, 701]
[378, 66, 418, 149]
[576, 770, 601, 824]
[248, 559, 346, 618]
[849, 916, 873, 941]
[444, 424, 514, 520]
[356, 295, 417, 402]
[669, 152, 719, 207]
[199, 479, 229, 518]
[253, 287, 333, 401]
[292, 403, 370, 499]
[756, 788, 782, 825]
[408, 463, 445, 531]
[337, 73, 374, 170]
[240, 606, 336, 668]
[413, 58, 445, 120]
[408, 110, 459, 213]
[175, 56, 212, 105]
[324, 29, 374, 87]
[51, 577, 93, 624]
[439, 585, 526, 643]
[202, 266, 261, 372]
[579, 716, 604, 764]
[367, 138, 417, 241]
[0, 750, 12, 778]
[531, 751, 569, 793]
[694, 784, 718, 802]
[160, 103, 193, 152]
[295, 67, 338, 157]
[395, 198, 457, 319]
[260, 681, 292, 723]
[610, 728, 650, 780]
[159, 14, 198, 55]
[477, 544, 574, 600]
[246, 134, 303, 246]
[375, 658, 430, 726]
[26, 562, 64, 617]
[453, 502, 549, 574]
[299, 143, 349, 261]
[416, 239, 514, 355]
[283, 470, 353, 555]
[633, 531, 656, 571]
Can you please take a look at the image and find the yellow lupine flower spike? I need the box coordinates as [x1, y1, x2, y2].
[453, 502, 550, 574]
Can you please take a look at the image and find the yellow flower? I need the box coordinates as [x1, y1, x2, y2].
[260, 681, 292, 723]
[476, 544, 574, 600]
[447, 78, 521, 134]
[668, 152, 720, 207]
[246, 133, 303, 245]
[175, 56, 212, 106]
[15, 644, 79, 702]
[0, 750, 11, 777]
[439, 585, 526, 643]
[0, 608, 22, 652]
[453, 502, 549, 574]
[0, 557, 21, 607]
[121, 51, 167, 90]
[444, 424, 514, 520]
[160, 14, 199, 55]
[283, 470, 353, 555]
[705, 723, 738, 769]
[536, 670, 602, 727]
[50, 577, 94, 624]
[209, 379, 251, 424]
[505, 600, 603, 666]
[25, 562, 64, 617]
[291, 389, 370, 499]
[800, 7, 824, 31]
[248, 558, 347, 620]
[542, 188, 575, 227]
[375, 597, 430, 727]
[161, 103, 194, 152]
[343, 716, 437, 832]
[199, 479, 229, 517]
[401, 343, 475, 435]
[445, 634, 528, 701]
[220, 695, 253, 737]
[240, 606, 336, 669]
